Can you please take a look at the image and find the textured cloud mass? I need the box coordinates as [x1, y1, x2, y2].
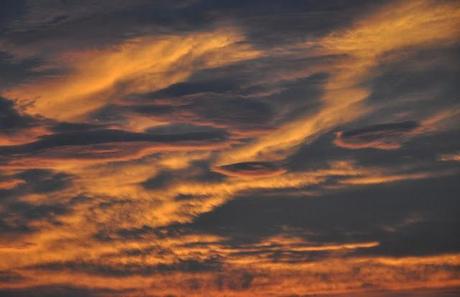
[1, 0, 460, 296]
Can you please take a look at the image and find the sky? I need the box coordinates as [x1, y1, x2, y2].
[0, 0, 459, 296]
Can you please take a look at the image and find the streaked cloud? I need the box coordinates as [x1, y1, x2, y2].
[217, 0, 460, 164]
[213, 161, 286, 178]
[5, 28, 261, 121]
[0, 0, 459, 296]
[335, 121, 420, 150]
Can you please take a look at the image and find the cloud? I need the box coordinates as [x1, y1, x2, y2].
[0, 127, 229, 170]
[439, 153, 460, 162]
[213, 161, 286, 178]
[5, 28, 261, 121]
[0, 97, 48, 146]
[0, 178, 24, 190]
[0, 285, 126, 297]
[334, 121, 420, 150]
[0, 169, 71, 199]
[216, 0, 460, 164]
[187, 174, 460, 256]
[0, 169, 76, 240]
[0, 1, 459, 296]
[33, 258, 222, 277]
[0, 270, 26, 283]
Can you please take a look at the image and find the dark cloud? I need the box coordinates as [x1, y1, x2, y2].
[0, 201, 69, 235]
[145, 123, 225, 136]
[367, 45, 460, 109]
[51, 122, 106, 133]
[142, 171, 175, 189]
[213, 161, 285, 177]
[186, 174, 460, 257]
[16, 169, 72, 193]
[89, 103, 174, 125]
[349, 129, 460, 169]
[0, 52, 59, 87]
[187, 97, 274, 130]
[143, 160, 226, 189]
[0, 97, 35, 132]
[0, 1, 209, 57]
[0, 0, 26, 33]
[325, 287, 460, 297]
[0, 96, 49, 147]
[194, 0, 387, 48]
[0, 285, 127, 297]
[214, 270, 254, 291]
[128, 95, 275, 131]
[0, 0, 459, 295]
[0, 169, 71, 199]
[33, 258, 222, 276]
[0, 270, 26, 283]
[0, 169, 78, 237]
[144, 79, 242, 99]
[0, 128, 228, 159]
[334, 121, 420, 150]
[0, 0, 385, 58]
[94, 224, 182, 242]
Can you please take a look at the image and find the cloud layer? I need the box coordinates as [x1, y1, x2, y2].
[0, 0, 460, 296]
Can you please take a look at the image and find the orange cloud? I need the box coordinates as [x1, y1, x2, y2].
[0, 178, 25, 190]
[217, 0, 460, 164]
[439, 153, 460, 162]
[5, 28, 261, 122]
[1, 2, 459, 297]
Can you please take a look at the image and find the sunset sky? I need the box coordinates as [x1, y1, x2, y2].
[1, 0, 460, 296]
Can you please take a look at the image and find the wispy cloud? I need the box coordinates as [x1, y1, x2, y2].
[0, 0, 459, 296]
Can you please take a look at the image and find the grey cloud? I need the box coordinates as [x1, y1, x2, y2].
[143, 160, 226, 190]
[334, 121, 419, 150]
[0, 270, 26, 283]
[0, 169, 80, 236]
[0, 52, 60, 87]
[33, 258, 222, 276]
[186, 96, 274, 130]
[0, 128, 228, 157]
[0, 0, 26, 33]
[0, 169, 72, 199]
[0, 97, 36, 132]
[213, 161, 285, 177]
[185, 174, 460, 257]
[0, 285, 127, 297]
[146, 123, 226, 135]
